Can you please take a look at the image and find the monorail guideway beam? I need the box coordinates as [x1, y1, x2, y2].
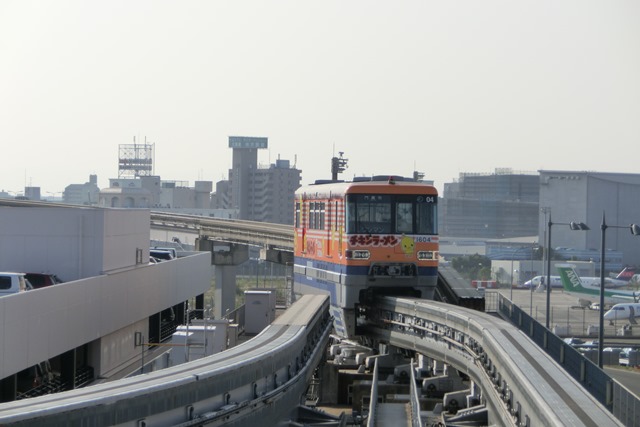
[260, 247, 293, 265]
[363, 297, 623, 427]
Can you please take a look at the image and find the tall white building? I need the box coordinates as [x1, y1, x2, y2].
[216, 136, 301, 225]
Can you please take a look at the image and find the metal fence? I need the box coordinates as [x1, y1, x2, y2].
[488, 291, 640, 427]
[223, 304, 245, 334]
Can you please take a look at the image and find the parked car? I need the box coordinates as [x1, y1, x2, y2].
[150, 249, 175, 262]
[24, 273, 64, 289]
[563, 337, 585, 346]
[151, 247, 177, 258]
[0, 272, 33, 296]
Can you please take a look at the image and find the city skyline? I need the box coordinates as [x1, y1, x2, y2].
[2, 1, 639, 196]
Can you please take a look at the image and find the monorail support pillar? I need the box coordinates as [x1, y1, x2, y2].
[196, 237, 249, 319]
[260, 247, 294, 305]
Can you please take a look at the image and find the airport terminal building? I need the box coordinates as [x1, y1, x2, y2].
[538, 170, 640, 269]
[440, 169, 640, 275]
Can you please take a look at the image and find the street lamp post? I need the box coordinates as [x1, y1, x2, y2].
[545, 214, 590, 329]
[597, 213, 640, 369]
[510, 257, 514, 301]
[509, 246, 522, 301]
[530, 242, 536, 316]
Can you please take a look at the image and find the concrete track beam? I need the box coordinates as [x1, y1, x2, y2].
[260, 247, 293, 265]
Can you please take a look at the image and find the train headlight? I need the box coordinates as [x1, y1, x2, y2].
[345, 250, 370, 260]
[417, 251, 436, 260]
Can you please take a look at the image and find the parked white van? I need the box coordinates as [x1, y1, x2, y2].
[0, 272, 34, 296]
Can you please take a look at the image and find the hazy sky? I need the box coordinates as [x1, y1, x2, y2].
[1, 1, 639, 197]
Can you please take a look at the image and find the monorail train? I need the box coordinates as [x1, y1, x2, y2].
[293, 175, 439, 337]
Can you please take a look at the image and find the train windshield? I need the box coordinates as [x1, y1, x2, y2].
[346, 194, 437, 235]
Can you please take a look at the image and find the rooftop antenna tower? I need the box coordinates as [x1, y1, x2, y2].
[118, 136, 155, 178]
[412, 160, 425, 181]
[331, 151, 348, 181]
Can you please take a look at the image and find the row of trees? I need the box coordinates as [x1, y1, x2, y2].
[449, 247, 571, 284]
[450, 254, 492, 281]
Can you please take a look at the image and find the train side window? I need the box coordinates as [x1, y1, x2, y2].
[373, 203, 391, 233]
[308, 202, 326, 230]
[319, 202, 325, 229]
[350, 195, 391, 234]
[416, 201, 437, 234]
[346, 200, 356, 233]
[326, 202, 332, 256]
[396, 202, 413, 234]
[309, 203, 315, 229]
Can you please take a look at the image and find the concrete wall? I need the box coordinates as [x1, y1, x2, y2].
[91, 318, 148, 377]
[0, 252, 212, 379]
[102, 208, 151, 274]
[0, 207, 150, 281]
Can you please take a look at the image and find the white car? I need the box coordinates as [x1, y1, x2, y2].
[0, 272, 33, 296]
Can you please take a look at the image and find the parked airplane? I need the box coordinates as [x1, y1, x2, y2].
[603, 303, 640, 324]
[556, 265, 640, 304]
[615, 267, 637, 283]
[522, 275, 562, 289]
[526, 266, 636, 290]
[567, 266, 636, 289]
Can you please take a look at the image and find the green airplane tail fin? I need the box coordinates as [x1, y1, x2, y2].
[556, 264, 587, 291]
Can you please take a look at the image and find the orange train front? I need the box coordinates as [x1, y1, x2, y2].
[293, 176, 439, 338]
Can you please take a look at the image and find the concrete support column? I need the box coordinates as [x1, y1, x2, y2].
[432, 359, 445, 376]
[468, 380, 481, 407]
[214, 265, 238, 318]
[196, 237, 249, 319]
[319, 363, 339, 405]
